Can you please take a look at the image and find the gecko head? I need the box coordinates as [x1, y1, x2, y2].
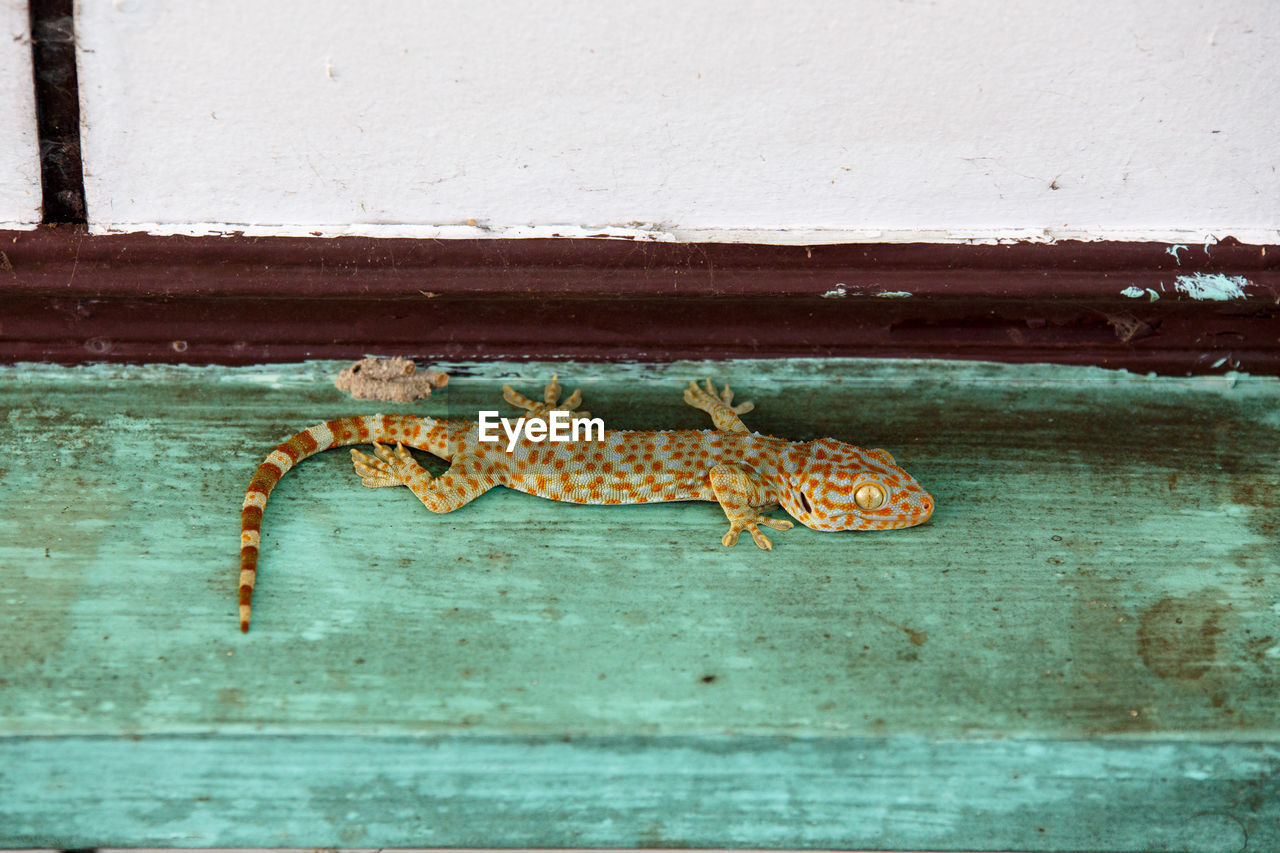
[778, 438, 933, 531]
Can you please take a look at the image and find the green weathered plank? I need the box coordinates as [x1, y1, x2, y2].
[0, 359, 1278, 850]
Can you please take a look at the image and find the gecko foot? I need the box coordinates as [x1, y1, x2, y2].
[351, 442, 431, 489]
[502, 374, 591, 421]
[685, 379, 754, 433]
[684, 379, 754, 416]
[721, 513, 794, 550]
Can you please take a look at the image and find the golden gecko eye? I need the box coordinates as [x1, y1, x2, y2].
[855, 483, 886, 510]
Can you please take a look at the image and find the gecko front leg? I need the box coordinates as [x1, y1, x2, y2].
[708, 463, 793, 549]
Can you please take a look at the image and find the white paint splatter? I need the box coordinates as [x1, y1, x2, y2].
[874, 291, 913, 298]
[1173, 273, 1251, 300]
[1165, 244, 1188, 265]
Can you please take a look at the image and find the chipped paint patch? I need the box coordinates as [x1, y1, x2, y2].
[1166, 244, 1188, 265]
[1173, 273, 1251, 301]
[822, 285, 912, 299]
[89, 219, 1280, 245]
[1121, 286, 1160, 301]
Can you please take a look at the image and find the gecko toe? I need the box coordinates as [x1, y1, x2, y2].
[747, 524, 774, 550]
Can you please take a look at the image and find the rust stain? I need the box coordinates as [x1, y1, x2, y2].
[1137, 594, 1226, 680]
[872, 613, 928, 646]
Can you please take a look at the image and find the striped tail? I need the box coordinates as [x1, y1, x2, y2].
[238, 414, 439, 633]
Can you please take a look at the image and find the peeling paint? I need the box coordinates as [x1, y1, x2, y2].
[823, 286, 912, 299]
[1121, 286, 1160, 301]
[86, 221, 1280, 246]
[1166, 244, 1188, 265]
[1173, 273, 1251, 301]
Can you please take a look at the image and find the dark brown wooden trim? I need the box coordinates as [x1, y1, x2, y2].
[2, 228, 1277, 373]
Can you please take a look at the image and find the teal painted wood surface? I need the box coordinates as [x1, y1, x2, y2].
[1, 359, 1278, 850]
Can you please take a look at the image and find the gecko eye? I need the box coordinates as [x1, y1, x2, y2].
[855, 483, 886, 510]
[799, 493, 812, 513]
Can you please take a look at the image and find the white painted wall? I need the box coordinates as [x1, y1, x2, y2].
[76, 0, 1279, 243]
[0, 0, 40, 228]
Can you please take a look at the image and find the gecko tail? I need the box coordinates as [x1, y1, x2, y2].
[237, 414, 438, 633]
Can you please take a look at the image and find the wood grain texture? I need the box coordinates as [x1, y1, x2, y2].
[0, 359, 1278, 850]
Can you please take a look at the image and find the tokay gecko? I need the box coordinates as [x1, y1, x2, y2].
[238, 377, 933, 632]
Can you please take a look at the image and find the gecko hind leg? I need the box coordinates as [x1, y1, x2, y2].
[353, 442, 494, 513]
[351, 444, 411, 488]
[684, 379, 754, 433]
